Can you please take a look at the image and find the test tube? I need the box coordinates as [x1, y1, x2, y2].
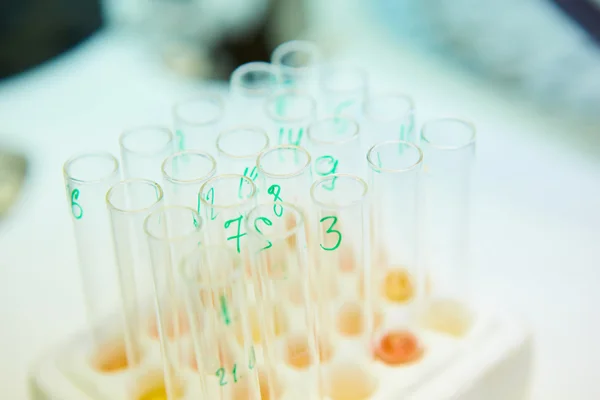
[180, 245, 260, 399]
[419, 118, 476, 338]
[62, 152, 123, 372]
[362, 93, 416, 149]
[120, 125, 175, 182]
[310, 174, 379, 400]
[105, 179, 164, 386]
[172, 94, 226, 155]
[245, 201, 321, 399]
[318, 65, 367, 119]
[143, 205, 203, 399]
[366, 140, 426, 366]
[229, 62, 278, 125]
[215, 126, 270, 193]
[306, 116, 362, 183]
[264, 90, 316, 147]
[161, 150, 217, 208]
[271, 40, 320, 93]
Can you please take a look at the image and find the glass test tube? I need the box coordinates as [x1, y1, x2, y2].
[362, 93, 416, 149]
[62, 152, 124, 372]
[245, 202, 321, 400]
[271, 40, 320, 93]
[419, 118, 476, 338]
[310, 174, 379, 400]
[172, 94, 226, 155]
[229, 62, 278, 125]
[120, 125, 175, 182]
[161, 150, 217, 208]
[306, 116, 362, 183]
[142, 206, 203, 400]
[264, 90, 316, 147]
[180, 245, 260, 400]
[215, 126, 270, 193]
[318, 65, 367, 119]
[366, 140, 425, 366]
[105, 179, 165, 386]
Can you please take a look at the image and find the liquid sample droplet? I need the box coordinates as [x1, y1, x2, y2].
[420, 298, 472, 337]
[382, 268, 414, 303]
[374, 330, 424, 366]
[90, 339, 130, 373]
[325, 364, 378, 400]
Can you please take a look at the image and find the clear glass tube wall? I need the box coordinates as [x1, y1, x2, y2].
[264, 90, 316, 148]
[271, 40, 320, 95]
[318, 65, 367, 119]
[419, 118, 476, 338]
[172, 94, 225, 156]
[161, 150, 217, 209]
[229, 62, 278, 126]
[63, 152, 123, 372]
[362, 93, 416, 150]
[120, 125, 175, 182]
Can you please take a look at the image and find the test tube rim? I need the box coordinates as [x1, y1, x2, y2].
[367, 140, 423, 174]
[256, 144, 312, 179]
[119, 125, 174, 157]
[307, 116, 360, 145]
[198, 173, 257, 210]
[245, 201, 305, 242]
[264, 90, 317, 123]
[161, 150, 217, 184]
[310, 173, 368, 210]
[172, 93, 226, 126]
[271, 40, 320, 70]
[179, 245, 243, 289]
[105, 178, 164, 214]
[318, 64, 368, 94]
[362, 92, 415, 123]
[420, 117, 477, 150]
[216, 125, 270, 159]
[143, 205, 203, 243]
[62, 151, 120, 185]
[230, 61, 278, 97]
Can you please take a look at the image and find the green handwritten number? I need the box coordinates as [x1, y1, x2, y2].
[239, 166, 258, 199]
[254, 217, 273, 251]
[175, 129, 185, 151]
[278, 127, 304, 146]
[204, 187, 217, 220]
[232, 364, 238, 383]
[267, 184, 283, 217]
[315, 155, 339, 191]
[216, 367, 227, 386]
[319, 216, 342, 251]
[70, 189, 83, 219]
[220, 295, 231, 325]
[224, 215, 246, 253]
[248, 347, 256, 369]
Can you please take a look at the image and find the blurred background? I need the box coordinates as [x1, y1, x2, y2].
[1, 0, 600, 399]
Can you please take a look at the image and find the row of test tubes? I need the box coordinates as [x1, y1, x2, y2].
[61, 40, 476, 400]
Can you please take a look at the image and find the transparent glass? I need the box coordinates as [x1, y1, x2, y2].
[180, 245, 261, 399]
[306, 116, 362, 183]
[271, 40, 320, 93]
[310, 174, 379, 400]
[245, 202, 320, 399]
[216, 126, 270, 194]
[172, 94, 226, 156]
[419, 118, 477, 338]
[105, 179, 165, 376]
[362, 93, 416, 149]
[119, 125, 175, 182]
[264, 90, 316, 148]
[366, 141, 426, 366]
[161, 150, 217, 209]
[143, 206, 203, 399]
[229, 62, 278, 126]
[62, 152, 123, 373]
[318, 65, 367, 119]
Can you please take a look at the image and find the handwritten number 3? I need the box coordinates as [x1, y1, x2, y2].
[71, 189, 83, 219]
[320, 216, 341, 251]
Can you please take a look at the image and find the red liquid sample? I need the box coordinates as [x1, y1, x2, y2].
[325, 364, 377, 400]
[374, 331, 424, 366]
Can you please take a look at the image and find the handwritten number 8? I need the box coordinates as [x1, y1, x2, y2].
[320, 216, 342, 251]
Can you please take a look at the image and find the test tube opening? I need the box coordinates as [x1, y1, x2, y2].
[363, 93, 414, 123]
[172, 94, 225, 126]
[119, 126, 174, 157]
[63, 152, 120, 184]
[420, 117, 476, 150]
[216, 126, 270, 160]
[161, 151, 217, 184]
[257, 145, 312, 179]
[271, 40, 320, 70]
[230, 62, 278, 97]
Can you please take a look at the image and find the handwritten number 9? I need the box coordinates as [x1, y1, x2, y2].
[70, 189, 83, 219]
[320, 216, 341, 251]
[254, 217, 273, 251]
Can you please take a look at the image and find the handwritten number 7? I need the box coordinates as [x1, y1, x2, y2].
[320, 216, 342, 251]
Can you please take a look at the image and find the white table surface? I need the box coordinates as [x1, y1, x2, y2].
[0, 28, 599, 400]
